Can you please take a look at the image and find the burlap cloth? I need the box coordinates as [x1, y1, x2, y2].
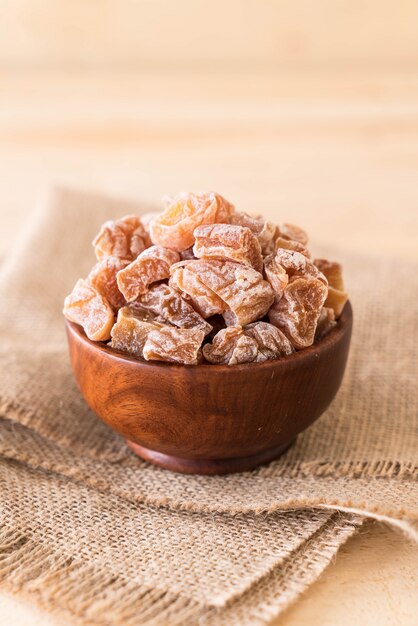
[0, 188, 416, 625]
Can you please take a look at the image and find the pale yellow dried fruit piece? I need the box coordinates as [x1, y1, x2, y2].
[313, 259, 347, 318]
[193, 223, 263, 272]
[169, 261, 227, 318]
[171, 259, 274, 326]
[110, 306, 165, 357]
[275, 236, 310, 258]
[63, 279, 114, 341]
[143, 326, 205, 365]
[268, 277, 328, 349]
[229, 211, 277, 256]
[324, 286, 348, 319]
[275, 249, 327, 284]
[150, 191, 234, 252]
[278, 223, 309, 246]
[264, 254, 289, 301]
[135, 283, 212, 335]
[92, 215, 151, 261]
[117, 246, 180, 302]
[87, 256, 129, 311]
[244, 321, 294, 361]
[315, 307, 337, 341]
[202, 327, 258, 365]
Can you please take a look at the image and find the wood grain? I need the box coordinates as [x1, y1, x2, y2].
[1, 1, 418, 69]
[1, 65, 417, 623]
[65, 303, 352, 474]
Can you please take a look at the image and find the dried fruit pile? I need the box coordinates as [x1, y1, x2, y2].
[63, 191, 348, 365]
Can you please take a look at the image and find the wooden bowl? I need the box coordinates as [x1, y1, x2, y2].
[65, 302, 352, 475]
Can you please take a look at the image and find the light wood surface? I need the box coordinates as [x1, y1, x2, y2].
[1, 0, 418, 69]
[0, 68, 417, 624]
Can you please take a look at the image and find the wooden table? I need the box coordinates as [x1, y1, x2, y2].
[0, 69, 417, 625]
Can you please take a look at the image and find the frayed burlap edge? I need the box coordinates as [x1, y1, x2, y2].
[0, 507, 363, 626]
[1, 400, 416, 481]
[0, 416, 417, 522]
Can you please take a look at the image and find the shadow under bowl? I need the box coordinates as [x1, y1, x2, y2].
[65, 301, 352, 475]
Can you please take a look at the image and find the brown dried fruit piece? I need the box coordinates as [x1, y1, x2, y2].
[313, 259, 345, 290]
[315, 307, 337, 341]
[244, 322, 294, 361]
[110, 306, 165, 357]
[202, 327, 258, 365]
[314, 259, 348, 318]
[117, 246, 180, 302]
[143, 326, 205, 365]
[150, 191, 234, 252]
[134, 283, 212, 335]
[63, 279, 114, 341]
[92, 215, 151, 261]
[171, 259, 274, 326]
[87, 256, 129, 311]
[193, 223, 263, 272]
[229, 211, 277, 256]
[169, 261, 227, 318]
[278, 223, 309, 246]
[264, 254, 289, 301]
[274, 249, 327, 284]
[268, 277, 328, 349]
[203, 321, 293, 365]
[274, 236, 310, 258]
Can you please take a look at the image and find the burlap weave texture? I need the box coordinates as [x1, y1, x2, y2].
[0, 188, 416, 625]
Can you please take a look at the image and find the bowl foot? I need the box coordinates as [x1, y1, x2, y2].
[125, 439, 296, 475]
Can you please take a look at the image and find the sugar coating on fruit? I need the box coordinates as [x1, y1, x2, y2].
[202, 327, 258, 365]
[117, 245, 180, 302]
[229, 211, 277, 256]
[169, 261, 227, 318]
[193, 223, 263, 272]
[63, 278, 114, 341]
[64, 189, 348, 361]
[150, 191, 234, 251]
[264, 254, 289, 301]
[92, 215, 151, 261]
[171, 259, 274, 326]
[274, 249, 327, 284]
[244, 322, 294, 360]
[110, 306, 165, 357]
[87, 256, 129, 311]
[274, 236, 310, 258]
[134, 283, 212, 335]
[143, 326, 205, 365]
[268, 277, 328, 349]
[203, 321, 293, 364]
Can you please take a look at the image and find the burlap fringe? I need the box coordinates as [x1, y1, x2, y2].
[1, 401, 416, 485]
[264, 458, 417, 479]
[0, 516, 365, 626]
[0, 529, 202, 626]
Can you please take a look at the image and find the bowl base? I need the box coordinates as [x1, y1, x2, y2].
[126, 439, 296, 475]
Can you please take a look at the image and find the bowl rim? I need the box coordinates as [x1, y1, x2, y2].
[66, 300, 352, 373]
